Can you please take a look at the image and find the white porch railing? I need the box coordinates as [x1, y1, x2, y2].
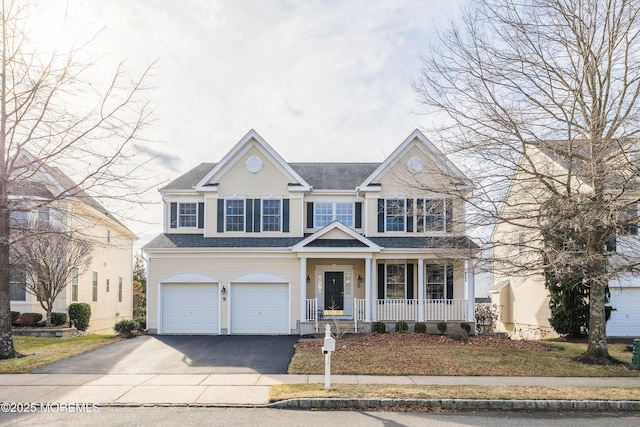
[306, 298, 470, 326]
[423, 299, 468, 321]
[376, 299, 469, 322]
[354, 298, 366, 332]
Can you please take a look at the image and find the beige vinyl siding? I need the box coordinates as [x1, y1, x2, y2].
[217, 147, 291, 196]
[146, 254, 300, 332]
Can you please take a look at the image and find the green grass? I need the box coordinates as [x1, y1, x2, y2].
[0, 335, 122, 373]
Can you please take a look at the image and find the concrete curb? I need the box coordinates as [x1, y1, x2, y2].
[268, 398, 640, 411]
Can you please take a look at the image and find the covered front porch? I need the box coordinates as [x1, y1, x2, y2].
[297, 257, 476, 334]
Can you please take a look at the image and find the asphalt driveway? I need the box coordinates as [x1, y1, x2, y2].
[31, 335, 300, 375]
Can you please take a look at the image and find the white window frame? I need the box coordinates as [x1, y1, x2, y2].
[314, 202, 354, 228]
[425, 264, 452, 300]
[71, 268, 79, 302]
[261, 197, 282, 232]
[385, 198, 406, 232]
[92, 271, 98, 302]
[9, 268, 27, 302]
[225, 197, 245, 232]
[385, 262, 406, 300]
[178, 202, 198, 228]
[421, 198, 447, 232]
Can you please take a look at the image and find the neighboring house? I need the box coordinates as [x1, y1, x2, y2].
[9, 151, 137, 333]
[491, 144, 640, 339]
[143, 129, 479, 335]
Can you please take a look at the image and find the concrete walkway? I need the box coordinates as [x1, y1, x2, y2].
[1, 374, 639, 406]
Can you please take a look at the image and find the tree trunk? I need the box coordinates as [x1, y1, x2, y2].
[584, 277, 609, 362]
[0, 205, 18, 359]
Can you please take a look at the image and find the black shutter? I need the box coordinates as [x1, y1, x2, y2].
[197, 202, 205, 229]
[170, 203, 177, 229]
[416, 199, 424, 232]
[446, 264, 454, 300]
[377, 263, 385, 299]
[406, 263, 414, 299]
[446, 199, 453, 232]
[217, 199, 224, 233]
[355, 202, 362, 228]
[377, 199, 384, 232]
[246, 199, 253, 232]
[406, 199, 413, 232]
[253, 199, 261, 232]
[307, 202, 314, 228]
[283, 199, 290, 232]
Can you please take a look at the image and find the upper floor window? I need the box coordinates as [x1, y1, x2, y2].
[179, 203, 197, 228]
[225, 199, 245, 232]
[38, 208, 50, 224]
[92, 271, 98, 302]
[262, 199, 282, 232]
[314, 202, 353, 228]
[118, 277, 123, 302]
[622, 202, 638, 235]
[418, 198, 453, 232]
[9, 210, 28, 228]
[385, 199, 406, 232]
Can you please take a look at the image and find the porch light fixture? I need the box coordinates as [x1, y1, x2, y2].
[306, 275, 311, 283]
[357, 275, 362, 287]
[221, 286, 227, 294]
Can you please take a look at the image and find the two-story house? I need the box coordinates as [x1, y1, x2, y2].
[9, 150, 137, 333]
[143, 130, 479, 335]
[491, 143, 640, 338]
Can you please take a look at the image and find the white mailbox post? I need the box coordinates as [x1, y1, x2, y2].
[321, 324, 336, 390]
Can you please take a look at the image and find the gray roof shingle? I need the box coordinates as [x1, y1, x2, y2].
[144, 233, 479, 251]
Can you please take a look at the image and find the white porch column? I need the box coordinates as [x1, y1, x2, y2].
[364, 257, 372, 322]
[370, 258, 377, 322]
[465, 260, 475, 324]
[418, 258, 425, 322]
[299, 257, 307, 322]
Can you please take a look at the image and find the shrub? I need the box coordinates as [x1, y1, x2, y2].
[395, 321, 408, 332]
[414, 322, 426, 333]
[114, 319, 140, 336]
[372, 322, 386, 333]
[134, 315, 146, 331]
[51, 312, 68, 327]
[437, 321, 447, 333]
[475, 303, 499, 335]
[10, 311, 20, 323]
[461, 322, 472, 334]
[19, 313, 36, 327]
[68, 303, 91, 331]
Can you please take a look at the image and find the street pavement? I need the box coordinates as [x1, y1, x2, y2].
[1, 373, 639, 406]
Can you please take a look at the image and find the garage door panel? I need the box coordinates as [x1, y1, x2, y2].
[162, 284, 219, 334]
[607, 288, 640, 337]
[231, 284, 289, 334]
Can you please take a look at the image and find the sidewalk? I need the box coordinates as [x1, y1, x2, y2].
[1, 373, 639, 407]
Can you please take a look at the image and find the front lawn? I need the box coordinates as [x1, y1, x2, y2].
[288, 333, 638, 377]
[0, 335, 122, 373]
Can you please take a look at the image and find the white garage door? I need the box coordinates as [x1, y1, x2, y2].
[607, 288, 640, 337]
[230, 284, 289, 334]
[162, 283, 219, 334]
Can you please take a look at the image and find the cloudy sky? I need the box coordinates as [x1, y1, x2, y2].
[35, 0, 465, 245]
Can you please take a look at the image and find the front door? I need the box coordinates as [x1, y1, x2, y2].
[324, 271, 344, 316]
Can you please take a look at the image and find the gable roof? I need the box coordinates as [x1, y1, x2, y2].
[194, 129, 311, 191]
[11, 150, 136, 238]
[360, 129, 474, 190]
[289, 163, 379, 190]
[291, 221, 382, 252]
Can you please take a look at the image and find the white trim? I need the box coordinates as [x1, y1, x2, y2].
[360, 129, 474, 190]
[195, 130, 311, 191]
[292, 221, 382, 252]
[160, 272, 220, 283]
[231, 272, 289, 283]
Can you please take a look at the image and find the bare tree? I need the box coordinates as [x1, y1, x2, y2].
[414, 0, 640, 363]
[10, 220, 92, 326]
[0, 1, 154, 358]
